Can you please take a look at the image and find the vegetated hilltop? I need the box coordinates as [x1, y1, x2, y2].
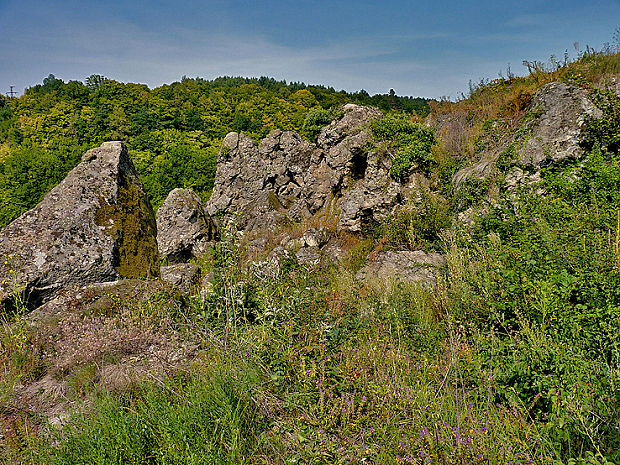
[0, 75, 428, 227]
[0, 48, 619, 465]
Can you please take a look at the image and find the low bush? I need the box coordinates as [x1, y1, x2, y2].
[370, 113, 436, 181]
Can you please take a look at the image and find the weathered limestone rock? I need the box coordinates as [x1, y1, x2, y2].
[27, 279, 169, 325]
[295, 247, 321, 267]
[160, 263, 201, 296]
[356, 250, 446, 286]
[317, 104, 383, 148]
[452, 81, 602, 201]
[302, 227, 332, 248]
[518, 81, 601, 166]
[205, 104, 390, 236]
[206, 130, 324, 230]
[0, 141, 159, 309]
[157, 188, 216, 264]
[337, 150, 403, 232]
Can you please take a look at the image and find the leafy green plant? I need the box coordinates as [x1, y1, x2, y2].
[370, 113, 436, 181]
[301, 107, 341, 141]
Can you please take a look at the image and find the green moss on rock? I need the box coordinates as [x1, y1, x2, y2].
[95, 171, 160, 279]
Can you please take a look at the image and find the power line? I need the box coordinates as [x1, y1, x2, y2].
[6, 86, 16, 98]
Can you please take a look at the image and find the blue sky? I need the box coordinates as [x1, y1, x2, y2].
[1, 0, 619, 99]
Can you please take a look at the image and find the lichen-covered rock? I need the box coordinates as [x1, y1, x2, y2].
[356, 250, 446, 286]
[337, 150, 403, 232]
[27, 279, 169, 325]
[0, 141, 159, 309]
[317, 104, 383, 148]
[157, 188, 216, 264]
[302, 227, 332, 248]
[518, 81, 601, 166]
[295, 247, 321, 267]
[452, 81, 602, 202]
[206, 129, 325, 230]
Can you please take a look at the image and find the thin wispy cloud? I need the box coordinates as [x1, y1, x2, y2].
[1, 0, 618, 98]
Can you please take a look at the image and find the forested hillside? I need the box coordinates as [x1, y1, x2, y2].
[0, 75, 428, 227]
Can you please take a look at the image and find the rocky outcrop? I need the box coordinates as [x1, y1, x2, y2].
[206, 130, 323, 231]
[356, 250, 446, 286]
[518, 81, 601, 166]
[0, 141, 159, 309]
[156, 188, 217, 264]
[205, 104, 395, 234]
[452, 82, 602, 193]
[337, 150, 404, 232]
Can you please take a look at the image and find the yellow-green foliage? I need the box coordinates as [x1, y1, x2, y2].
[0, 75, 432, 228]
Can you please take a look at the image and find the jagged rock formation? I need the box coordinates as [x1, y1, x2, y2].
[2, 87, 593, 308]
[206, 104, 405, 233]
[156, 188, 217, 264]
[0, 141, 159, 309]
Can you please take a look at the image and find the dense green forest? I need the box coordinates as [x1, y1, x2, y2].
[0, 74, 428, 226]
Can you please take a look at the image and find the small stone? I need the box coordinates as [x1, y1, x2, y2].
[160, 263, 201, 296]
[356, 250, 446, 286]
[302, 227, 332, 248]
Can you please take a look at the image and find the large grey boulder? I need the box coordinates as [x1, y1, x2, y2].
[452, 81, 601, 198]
[156, 188, 216, 264]
[518, 81, 601, 166]
[0, 141, 159, 309]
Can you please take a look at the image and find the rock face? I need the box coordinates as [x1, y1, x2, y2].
[156, 188, 217, 264]
[0, 141, 159, 309]
[206, 104, 399, 233]
[452, 82, 601, 193]
[518, 81, 601, 166]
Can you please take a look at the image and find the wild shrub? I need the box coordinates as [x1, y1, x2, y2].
[446, 90, 620, 458]
[301, 107, 341, 141]
[379, 193, 450, 251]
[370, 113, 436, 181]
[582, 89, 620, 155]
